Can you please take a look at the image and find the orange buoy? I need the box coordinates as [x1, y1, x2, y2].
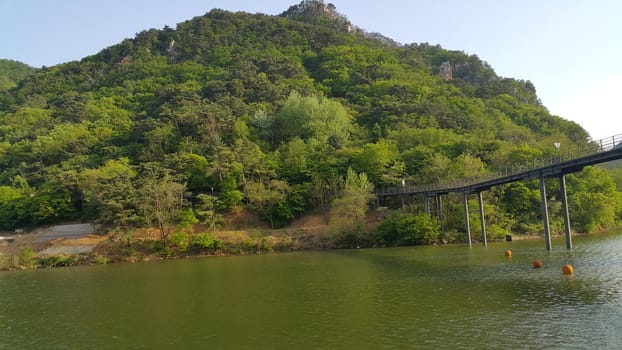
[505, 250, 512, 257]
[533, 259, 543, 268]
[562, 264, 574, 275]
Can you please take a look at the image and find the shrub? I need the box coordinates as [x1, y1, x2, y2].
[376, 211, 440, 246]
[153, 240, 173, 257]
[170, 231, 190, 251]
[179, 209, 199, 227]
[487, 224, 510, 240]
[18, 247, 35, 268]
[334, 231, 374, 249]
[37, 255, 78, 268]
[192, 233, 222, 251]
[94, 255, 109, 265]
[0, 254, 19, 270]
[440, 229, 465, 243]
[237, 237, 259, 253]
[260, 237, 274, 252]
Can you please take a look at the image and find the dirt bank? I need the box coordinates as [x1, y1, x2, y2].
[0, 211, 342, 269]
[0, 224, 102, 255]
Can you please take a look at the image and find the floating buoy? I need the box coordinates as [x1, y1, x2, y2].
[562, 264, 574, 275]
[533, 259, 543, 268]
[505, 250, 512, 257]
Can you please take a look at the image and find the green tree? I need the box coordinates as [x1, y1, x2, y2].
[0, 5, 604, 233]
[351, 139, 405, 186]
[136, 166, 188, 245]
[178, 208, 199, 228]
[567, 167, 622, 232]
[277, 138, 312, 183]
[376, 211, 440, 246]
[274, 92, 352, 146]
[195, 193, 222, 232]
[164, 152, 210, 192]
[417, 153, 452, 184]
[308, 172, 343, 209]
[246, 179, 290, 228]
[0, 59, 36, 91]
[0, 107, 53, 143]
[329, 168, 374, 233]
[217, 176, 244, 210]
[450, 154, 487, 179]
[250, 109, 276, 148]
[496, 182, 540, 220]
[140, 124, 179, 161]
[80, 158, 138, 227]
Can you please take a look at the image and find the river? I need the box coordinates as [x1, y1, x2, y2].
[1, 233, 621, 349]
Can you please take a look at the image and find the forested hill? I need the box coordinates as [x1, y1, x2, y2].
[0, 59, 36, 91]
[2, 0, 615, 235]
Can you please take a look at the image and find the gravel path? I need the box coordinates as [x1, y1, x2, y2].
[34, 224, 98, 243]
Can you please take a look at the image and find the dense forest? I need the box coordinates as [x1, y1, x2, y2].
[1, 1, 621, 248]
[0, 59, 35, 91]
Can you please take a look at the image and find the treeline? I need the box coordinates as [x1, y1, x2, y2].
[0, 59, 36, 91]
[0, 1, 620, 244]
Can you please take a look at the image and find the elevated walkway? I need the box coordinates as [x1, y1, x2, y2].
[376, 134, 622, 250]
[378, 134, 622, 197]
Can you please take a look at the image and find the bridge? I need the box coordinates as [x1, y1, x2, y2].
[377, 134, 622, 250]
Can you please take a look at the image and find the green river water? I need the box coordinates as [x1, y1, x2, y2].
[1, 233, 621, 349]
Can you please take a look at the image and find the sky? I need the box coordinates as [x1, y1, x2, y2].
[1, 0, 620, 141]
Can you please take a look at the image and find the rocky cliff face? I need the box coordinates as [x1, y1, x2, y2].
[439, 61, 452, 81]
[280, 0, 354, 32]
[281, 0, 338, 19]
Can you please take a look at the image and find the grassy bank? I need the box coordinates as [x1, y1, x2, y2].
[0, 226, 365, 270]
[6, 209, 612, 271]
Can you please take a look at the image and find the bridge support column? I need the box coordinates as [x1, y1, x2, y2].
[423, 194, 431, 215]
[559, 175, 572, 250]
[436, 194, 443, 232]
[539, 176, 552, 250]
[478, 192, 487, 246]
[463, 193, 472, 247]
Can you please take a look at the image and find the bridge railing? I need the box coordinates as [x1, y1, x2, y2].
[376, 133, 622, 196]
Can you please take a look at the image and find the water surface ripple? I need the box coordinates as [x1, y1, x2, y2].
[1, 233, 621, 349]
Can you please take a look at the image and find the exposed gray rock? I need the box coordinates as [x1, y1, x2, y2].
[34, 224, 99, 243]
[39, 245, 96, 255]
[439, 61, 452, 81]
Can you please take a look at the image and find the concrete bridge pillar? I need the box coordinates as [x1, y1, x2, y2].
[478, 192, 487, 246]
[463, 193, 472, 247]
[559, 175, 573, 250]
[539, 176, 552, 250]
[436, 194, 443, 232]
[423, 195, 430, 214]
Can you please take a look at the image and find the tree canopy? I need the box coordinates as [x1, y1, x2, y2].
[0, 1, 618, 237]
[0, 59, 36, 91]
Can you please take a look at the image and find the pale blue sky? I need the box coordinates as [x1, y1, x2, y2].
[1, 0, 620, 140]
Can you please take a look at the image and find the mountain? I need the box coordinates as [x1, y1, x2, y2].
[0, 59, 36, 91]
[0, 0, 598, 232]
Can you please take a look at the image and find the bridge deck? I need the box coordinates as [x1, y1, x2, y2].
[378, 134, 622, 197]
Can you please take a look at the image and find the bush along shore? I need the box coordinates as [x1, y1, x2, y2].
[0, 208, 451, 270]
[2, 208, 617, 271]
[0, 227, 325, 270]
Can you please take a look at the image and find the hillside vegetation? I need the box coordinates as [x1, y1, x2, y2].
[0, 1, 620, 252]
[0, 59, 36, 91]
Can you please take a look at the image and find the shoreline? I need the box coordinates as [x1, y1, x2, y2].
[0, 223, 347, 270]
[2, 222, 620, 271]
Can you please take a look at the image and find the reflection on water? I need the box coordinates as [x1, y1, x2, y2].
[1, 233, 621, 349]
